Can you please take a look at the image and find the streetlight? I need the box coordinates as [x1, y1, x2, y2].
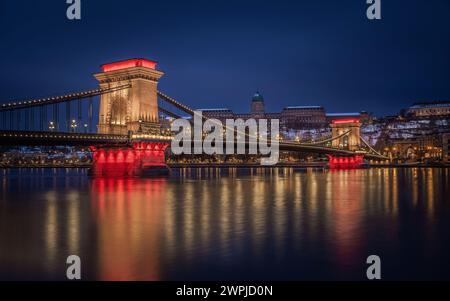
[71, 119, 77, 133]
[49, 121, 55, 131]
[84, 124, 88, 133]
[138, 119, 143, 133]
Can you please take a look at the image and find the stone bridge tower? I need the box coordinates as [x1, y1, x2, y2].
[330, 118, 361, 151]
[94, 58, 164, 135]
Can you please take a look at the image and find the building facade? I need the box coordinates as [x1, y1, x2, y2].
[444, 133, 450, 163]
[281, 106, 326, 129]
[407, 102, 450, 117]
[199, 92, 331, 130]
[384, 135, 443, 161]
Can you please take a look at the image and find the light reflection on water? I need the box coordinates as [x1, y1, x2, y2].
[0, 167, 449, 280]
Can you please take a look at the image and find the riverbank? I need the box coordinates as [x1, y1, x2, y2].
[1, 162, 449, 169]
[0, 164, 92, 168]
[371, 163, 450, 168]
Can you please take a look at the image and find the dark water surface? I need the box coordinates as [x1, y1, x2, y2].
[0, 167, 449, 280]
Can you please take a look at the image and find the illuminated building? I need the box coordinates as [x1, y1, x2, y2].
[281, 106, 326, 129]
[443, 133, 450, 163]
[200, 92, 328, 130]
[384, 135, 443, 161]
[407, 101, 450, 117]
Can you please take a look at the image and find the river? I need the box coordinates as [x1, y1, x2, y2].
[0, 167, 449, 280]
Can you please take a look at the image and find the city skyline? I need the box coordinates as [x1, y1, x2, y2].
[1, 0, 450, 117]
[1, 0, 450, 287]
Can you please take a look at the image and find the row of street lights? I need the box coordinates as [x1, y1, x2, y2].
[48, 120, 89, 133]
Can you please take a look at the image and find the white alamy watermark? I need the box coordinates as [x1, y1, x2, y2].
[171, 111, 280, 165]
[66, 255, 81, 280]
[64, 0, 380, 22]
[366, 255, 381, 280]
[366, 0, 381, 20]
[66, 0, 81, 20]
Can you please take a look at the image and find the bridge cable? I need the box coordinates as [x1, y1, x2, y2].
[17, 110, 20, 130]
[304, 130, 351, 145]
[88, 96, 93, 133]
[78, 99, 82, 132]
[360, 136, 386, 158]
[66, 101, 71, 132]
[0, 84, 131, 112]
[158, 106, 184, 120]
[31, 107, 35, 131]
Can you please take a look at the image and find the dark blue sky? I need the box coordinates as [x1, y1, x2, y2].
[1, 0, 450, 116]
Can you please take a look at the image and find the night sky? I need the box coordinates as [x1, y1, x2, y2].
[1, 0, 450, 117]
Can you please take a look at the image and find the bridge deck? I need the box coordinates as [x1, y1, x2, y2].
[0, 130, 129, 146]
[0, 130, 388, 160]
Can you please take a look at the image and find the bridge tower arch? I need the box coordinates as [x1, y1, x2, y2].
[94, 58, 164, 135]
[330, 118, 361, 151]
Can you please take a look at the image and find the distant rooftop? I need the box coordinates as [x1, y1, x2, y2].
[235, 113, 252, 117]
[284, 106, 323, 110]
[326, 113, 360, 117]
[197, 108, 232, 112]
[409, 102, 450, 109]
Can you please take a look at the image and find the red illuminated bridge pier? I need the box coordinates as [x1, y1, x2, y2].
[327, 155, 366, 169]
[89, 135, 171, 177]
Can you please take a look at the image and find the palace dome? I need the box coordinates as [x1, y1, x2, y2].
[252, 92, 264, 102]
